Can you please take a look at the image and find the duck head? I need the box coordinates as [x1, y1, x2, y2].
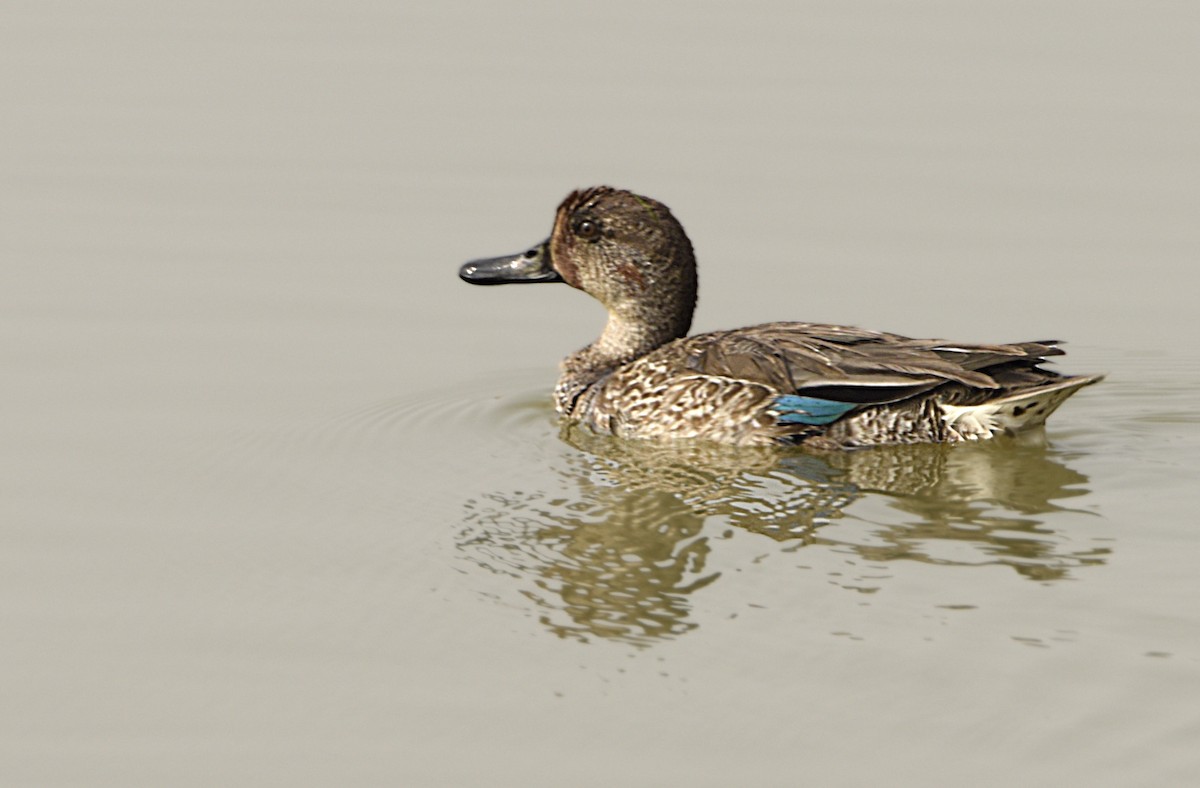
[459, 187, 699, 349]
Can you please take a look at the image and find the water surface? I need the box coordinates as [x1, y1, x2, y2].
[3, 2, 1199, 786]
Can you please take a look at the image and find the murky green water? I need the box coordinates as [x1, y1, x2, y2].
[3, 2, 1199, 785]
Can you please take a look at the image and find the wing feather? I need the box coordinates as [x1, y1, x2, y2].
[683, 322, 1066, 407]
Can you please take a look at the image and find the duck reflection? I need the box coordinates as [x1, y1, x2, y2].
[456, 426, 1101, 644]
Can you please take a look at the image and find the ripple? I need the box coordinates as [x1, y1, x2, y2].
[167, 370, 559, 588]
[186, 369, 556, 494]
[316, 369, 556, 453]
[455, 419, 1113, 644]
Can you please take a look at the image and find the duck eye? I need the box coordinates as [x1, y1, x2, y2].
[574, 218, 601, 241]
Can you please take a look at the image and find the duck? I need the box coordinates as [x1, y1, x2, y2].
[458, 186, 1102, 448]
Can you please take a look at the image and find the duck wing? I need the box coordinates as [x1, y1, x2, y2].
[686, 322, 1066, 406]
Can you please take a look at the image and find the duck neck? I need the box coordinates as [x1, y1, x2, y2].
[556, 304, 692, 415]
[597, 308, 687, 361]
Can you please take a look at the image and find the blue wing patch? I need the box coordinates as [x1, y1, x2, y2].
[770, 395, 857, 426]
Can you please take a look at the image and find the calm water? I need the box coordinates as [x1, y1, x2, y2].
[4, 2, 1199, 785]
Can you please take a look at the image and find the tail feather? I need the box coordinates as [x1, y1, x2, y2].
[939, 374, 1103, 438]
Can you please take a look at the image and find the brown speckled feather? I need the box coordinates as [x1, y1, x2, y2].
[565, 326, 1091, 446]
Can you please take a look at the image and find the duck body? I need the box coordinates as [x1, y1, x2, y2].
[556, 322, 1099, 448]
[459, 187, 1100, 448]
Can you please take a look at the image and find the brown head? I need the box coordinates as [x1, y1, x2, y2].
[459, 186, 698, 352]
[547, 186, 697, 338]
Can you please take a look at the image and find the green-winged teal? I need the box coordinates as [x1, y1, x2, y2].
[459, 186, 1101, 448]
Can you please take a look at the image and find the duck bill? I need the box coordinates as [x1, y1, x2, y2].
[458, 242, 562, 285]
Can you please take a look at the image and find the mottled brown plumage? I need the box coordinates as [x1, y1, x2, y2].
[459, 186, 1102, 447]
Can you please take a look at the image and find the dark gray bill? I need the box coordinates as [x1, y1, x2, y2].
[458, 242, 562, 285]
